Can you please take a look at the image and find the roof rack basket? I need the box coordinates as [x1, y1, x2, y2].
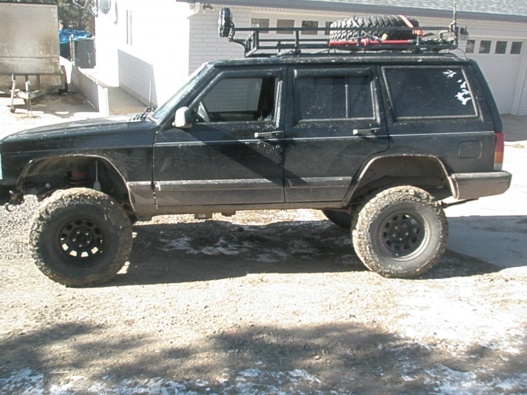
[218, 7, 468, 57]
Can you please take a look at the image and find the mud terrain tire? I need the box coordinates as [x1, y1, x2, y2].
[330, 15, 419, 42]
[352, 186, 447, 278]
[30, 188, 133, 287]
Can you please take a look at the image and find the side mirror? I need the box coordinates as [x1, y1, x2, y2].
[174, 107, 193, 128]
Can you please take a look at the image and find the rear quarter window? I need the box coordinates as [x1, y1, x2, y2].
[383, 66, 477, 120]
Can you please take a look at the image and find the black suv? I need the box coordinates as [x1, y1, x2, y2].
[0, 10, 512, 286]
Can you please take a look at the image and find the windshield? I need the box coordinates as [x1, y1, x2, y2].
[149, 64, 213, 123]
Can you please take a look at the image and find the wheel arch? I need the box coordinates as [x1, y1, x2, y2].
[347, 154, 453, 203]
[18, 155, 133, 208]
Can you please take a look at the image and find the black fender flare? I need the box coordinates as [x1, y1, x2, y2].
[18, 154, 133, 205]
[343, 154, 453, 204]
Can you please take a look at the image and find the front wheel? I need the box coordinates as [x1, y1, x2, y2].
[30, 188, 133, 287]
[352, 186, 447, 278]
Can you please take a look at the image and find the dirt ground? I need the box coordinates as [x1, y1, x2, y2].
[1, 93, 527, 394]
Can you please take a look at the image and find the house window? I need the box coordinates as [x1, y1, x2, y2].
[511, 41, 523, 55]
[495, 41, 507, 54]
[277, 19, 294, 34]
[251, 18, 269, 33]
[465, 40, 475, 54]
[325, 21, 333, 36]
[479, 40, 491, 54]
[301, 20, 319, 35]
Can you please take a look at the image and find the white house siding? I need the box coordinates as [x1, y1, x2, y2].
[186, 6, 527, 115]
[188, 6, 248, 73]
[95, 2, 527, 114]
[188, 6, 350, 72]
[95, 0, 191, 105]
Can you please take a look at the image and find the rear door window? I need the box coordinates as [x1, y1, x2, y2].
[294, 68, 375, 123]
[383, 66, 477, 120]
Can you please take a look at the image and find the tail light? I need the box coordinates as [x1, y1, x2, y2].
[494, 131, 504, 171]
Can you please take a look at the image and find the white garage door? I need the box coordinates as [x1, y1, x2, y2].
[466, 38, 524, 114]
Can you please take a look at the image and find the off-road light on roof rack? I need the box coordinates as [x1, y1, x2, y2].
[218, 7, 468, 57]
[218, 7, 234, 39]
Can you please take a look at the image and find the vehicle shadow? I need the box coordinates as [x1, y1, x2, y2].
[114, 219, 362, 286]
[109, 218, 501, 286]
[502, 114, 527, 143]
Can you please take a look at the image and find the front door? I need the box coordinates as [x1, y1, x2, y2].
[153, 68, 285, 208]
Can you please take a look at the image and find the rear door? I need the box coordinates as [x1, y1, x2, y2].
[283, 65, 389, 203]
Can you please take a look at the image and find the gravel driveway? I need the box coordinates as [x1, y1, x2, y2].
[1, 93, 526, 394]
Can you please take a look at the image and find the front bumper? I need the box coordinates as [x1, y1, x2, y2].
[450, 171, 512, 200]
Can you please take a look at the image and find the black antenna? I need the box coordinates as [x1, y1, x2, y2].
[450, 0, 463, 49]
[149, 79, 153, 110]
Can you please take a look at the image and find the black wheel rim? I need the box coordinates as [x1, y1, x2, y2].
[381, 212, 425, 257]
[58, 219, 104, 266]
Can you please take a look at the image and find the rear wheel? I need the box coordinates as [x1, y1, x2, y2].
[30, 188, 133, 287]
[352, 186, 447, 278]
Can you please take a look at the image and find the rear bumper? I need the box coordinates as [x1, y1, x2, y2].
[450, 171, 512, 200]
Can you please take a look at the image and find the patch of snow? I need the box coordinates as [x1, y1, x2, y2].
[160, 237, 252, 256]
[239, 368, 261, 378]
[494, 374, 527, 392]
[0, 368, 45, 395]
[424, 364, 527, 395]
[0, 368, 326, 395]
[2, 366, 527, 394]
[198, 239, 252, 256]
[288, 369, 321, 384]
[161, 236, 193, 251]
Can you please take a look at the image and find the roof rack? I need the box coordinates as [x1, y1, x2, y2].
[218, 7, 468, 57]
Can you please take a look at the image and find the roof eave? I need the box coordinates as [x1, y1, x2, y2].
[179, 0, 527, 23]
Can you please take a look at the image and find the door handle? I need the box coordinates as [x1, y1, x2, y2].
[254, 131, 284, 139]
